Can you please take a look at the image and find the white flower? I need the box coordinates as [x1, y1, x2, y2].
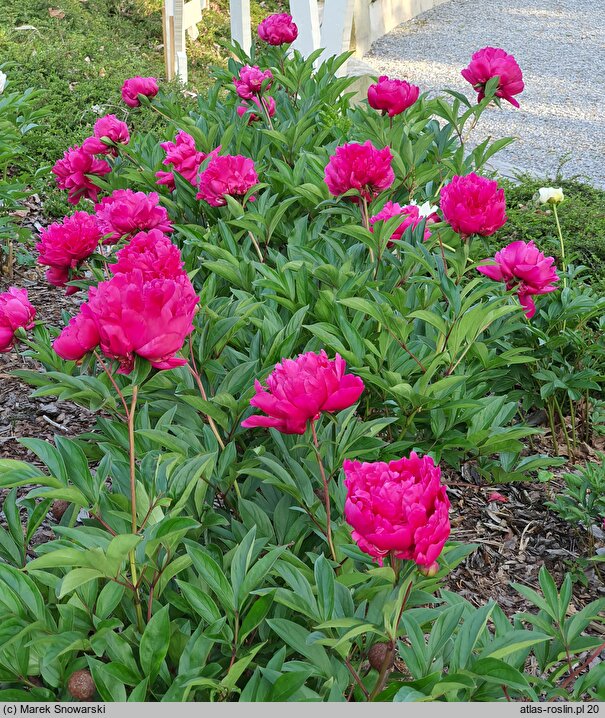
[536, 187, 564, 205]
[0, 71, 7, 94]
[417, 200, 439, 217]
[409, 199, 438, 217]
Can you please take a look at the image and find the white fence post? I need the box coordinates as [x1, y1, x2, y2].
[289, 0, 321, 57]
[163, 0, 205, 83]
[319, 0, 355, 67]
[229, 0, 252, 54]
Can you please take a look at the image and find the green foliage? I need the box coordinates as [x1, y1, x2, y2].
[548, 458, 605, 533]
[0, 70, 49, 269]
[0, 0, 280, 178]
[1, 39, 605, 703]
[494, 176, 605, 291]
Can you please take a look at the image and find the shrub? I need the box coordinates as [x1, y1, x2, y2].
[1, 32, 604, 702]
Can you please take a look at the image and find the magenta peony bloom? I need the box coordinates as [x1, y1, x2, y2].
[55, 270, 198, 373]
[343, 452, 451, 566]
[110, 229, 185, 280]
[155, 131, 219, 190]
[257, 13, 298, 45]
[370, 202, 431, 246]
[241, 350, 365, 434]
[478, 240, 559, 318]
[36, 212, 101, 283]
[121, 76, 159, 108]
[461, 46, 524, 108]
[95, 189, 173, 243]
[367, 76, 420, 117]
[0, 288, 36, 352]
[53, 311, 100, 361]
[440, 173, 507, 237]
[324, 141, 394, 202]
[52, 146, 111, 205]
[237, 95, 276, 123]
[197, 154, 258, 207]
[233, 65, 273, 100]
[82, 114, 130, 156]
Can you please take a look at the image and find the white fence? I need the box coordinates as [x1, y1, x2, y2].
[163, 0, 448, 83]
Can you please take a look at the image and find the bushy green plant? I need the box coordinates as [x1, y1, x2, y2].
[0, 69, 48, 271]
[1, 40, 604, 703]
[548, 458, 605, 533]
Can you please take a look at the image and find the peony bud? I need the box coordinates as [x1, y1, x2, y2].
[67, 670, 95, 701]
[418, 561, 440, 577]
[536, 187, 564, 205]
[368, 643, 393, 671]
[51, 500, 70, 520]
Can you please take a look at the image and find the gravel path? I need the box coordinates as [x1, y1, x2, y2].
[363, 0, 605, 187]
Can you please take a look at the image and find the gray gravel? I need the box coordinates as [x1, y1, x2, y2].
[363, 0, 605, 186]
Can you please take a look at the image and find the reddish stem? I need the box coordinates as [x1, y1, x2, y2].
[310, 420, 337, 562]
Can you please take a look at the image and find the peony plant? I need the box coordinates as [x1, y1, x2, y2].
[0, 31, 603, 705]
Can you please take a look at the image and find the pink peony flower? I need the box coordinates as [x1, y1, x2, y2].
[478, 240, 559, 318]
[461, 47, 524, 108]
[0, 288, 36, 352]
[52, 146, 111, 205]
[324, 141, 394, 202]
[370, 201, 432, 246]
[36, 212, 102, 286]
[343, 452, 450, 566]
[155, 131, 219, 190]
[440, 173, 507, 237]
[367, 76, 420, 117]
[110, 229, 185, 280]
[53, 311, 100, 361]
[121, 76, 159, 108]
[257, 13, 298, 45]
[197, 154, 258, 207]
[82, 114, 130, 156]
[237, 95, 276, 123]
[54, 270, 198, 373]
[233, 65, 273, 100]
[95, 189, 173, 242]
[241, 350, 365, 434]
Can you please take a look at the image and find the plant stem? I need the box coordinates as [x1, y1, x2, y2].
[546, 400, 559, 455]
[248, 231, 264, 263]
[127, 385, 144, 632]
[584, 389, 591, 443]
[360, 195, 375, 263]
[187, 344, 226, 450]
[554, 395, 573, 460]
[437, 233, 448, 273]
[553, 204, 566, 287]
[128, 387, 139, 533]
[383, 325, 426, 373]
[569, 396, 578, 453]
[310, 420, 337, 562]
[94, 351, 129, 416]
[368, 580, 413, 701]
[345, 657, 370, 700]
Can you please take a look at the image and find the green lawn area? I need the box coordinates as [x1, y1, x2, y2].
[495, 176, 605, 290]
[0, 0, 278, 170]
